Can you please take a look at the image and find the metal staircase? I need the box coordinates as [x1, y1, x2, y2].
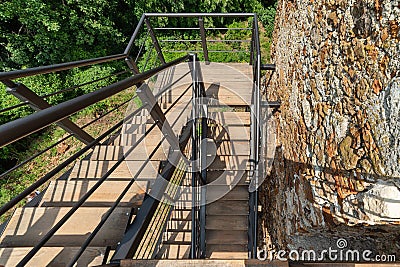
[0, 13, 276, 266]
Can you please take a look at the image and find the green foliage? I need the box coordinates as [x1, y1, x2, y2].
[0, 0, 128, 70]
[0, 0, 277, 218]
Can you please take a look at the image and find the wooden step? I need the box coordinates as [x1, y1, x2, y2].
[167, 228, 191, 233]
[90, 145, 167, 161]
[91, 145, 166, 161]
[123, 115, 151, 125]
[121, 259, 290, 266]
[165, 105, 192, 125]
[0, 207, 130, 248]
[170, 217, 191, 222]
[206, 245, 248, 260]
[121, 123, 146, 136]
[207, 171, 250, 185]
[164, 231, 191, 243]
[206, 185, 249, 201]
[208, 155, 250, 170]
[162, 240, 191, 245]
[207, 140, 250, 156]
[154, 244, 191, 259]
[166, 219, 191, 232]
[170, 210, 191, 220]
[40, 180, 146, 207]
[207, 112, 250, 126]
[0, 247, 105, 267]
[206, 95, 250, 106]
[111, 122, 149, 146]
[206, 215, 248, 230]
[69, 160, 160, 181]
[207, 200, 248, 215]
[172, 84, 252, 97]
[206, 230, 247, 245]
[208, 126, 250, 141]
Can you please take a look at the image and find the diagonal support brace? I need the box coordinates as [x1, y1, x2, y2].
[136, 84, 179, 150]
[198, 17, 209, 64]
[6, 81, 94, 145]
[144, 18, 166, 64]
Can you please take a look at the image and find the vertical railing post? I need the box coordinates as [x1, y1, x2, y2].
[189, 53, 207, 258]
[190, 54, 199, 258]
[249, 14, 261, 259]
[125, 56, 141, 74]
[199, 17, 209, 64]
[197, 56, 207, 259]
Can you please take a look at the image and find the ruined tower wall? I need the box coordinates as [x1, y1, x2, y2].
[262, 0, 400, 255]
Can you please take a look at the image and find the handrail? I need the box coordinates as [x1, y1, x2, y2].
[0, 55, 190, 148]
[0, 12, 267, 264]
[145, 13, 255, 17]
[0, 54, 127, 81]
[15, 120, 158, 267]
[111, 90, 194, 262]
[189, 54, 207, 259]
[249, 14, 262, 259]
[124, 14, 146, 55]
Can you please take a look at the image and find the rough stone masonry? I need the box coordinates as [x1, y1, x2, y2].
[261, 0, 400, 258]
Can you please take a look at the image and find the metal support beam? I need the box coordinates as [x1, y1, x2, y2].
[261, 100, 281, 109]
[189, 53, 207, 258]
[6, 81, 94, 145]
[260, 64, 276, 71]
[0, 54, 189, 148]
[145, 18, 166, 64]
[0, 54, 126, 81]
[111, 121, 193, 262]
[198, 17, 209, 64]
[125, 56, 141, 74]
[136, 84, 179, 149]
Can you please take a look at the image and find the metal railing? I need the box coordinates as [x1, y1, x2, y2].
[0, 12, 274, 265]
[190, 54, 208, 259]
[248, 14, 277, 259]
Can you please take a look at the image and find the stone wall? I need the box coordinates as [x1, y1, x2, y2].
[261, 0, 400, 257]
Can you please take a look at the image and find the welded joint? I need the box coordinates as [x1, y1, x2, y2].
[260, 64, 276, 71]
[125, 57, 141, 74]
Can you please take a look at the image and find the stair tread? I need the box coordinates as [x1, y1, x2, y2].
[207, 141, 250, 156]
[0, 207, 130, 248]
[206, 215, 248, 230]
[208, 125, 250, 141]
[207, 112, 250, 126]
[206, 244, 248, 260]
[91, 145, 167, 161]
[40, 180, 146, 207]
[69, 160, 160, 180]
[208, 155, 251, 171]
[207, 171, 250, 185]
[207, 201, 248, 215]
[162, 240, 191, 245]
[0, 247, 105, 267]
[206, 184, 249, 201]
[166, 220, 191, 231]
[164, 231, 191, 243]
[206, 230, 247, 245]
[154, 244, 191, 259]
[167, 229, 191, 232]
